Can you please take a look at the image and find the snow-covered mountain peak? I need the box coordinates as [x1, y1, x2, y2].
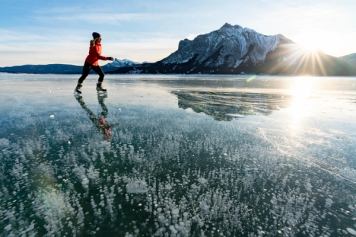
[220, 22, 241, 30]
[162, 23, 284, 67]
[105, 58, 137, 68]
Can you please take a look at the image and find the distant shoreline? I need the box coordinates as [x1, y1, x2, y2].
[1, 72, 356, 79]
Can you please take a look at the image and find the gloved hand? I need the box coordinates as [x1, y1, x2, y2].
[107, 57, 114, 61]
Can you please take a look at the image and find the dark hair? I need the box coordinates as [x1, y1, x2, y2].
[92, 32, 101, 39]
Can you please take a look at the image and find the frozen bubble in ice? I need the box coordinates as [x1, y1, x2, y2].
[164, 184, 172, 190]
[169, 225, 177, 234]
[126, 180, 148, 194]
[0, 138, 10, 147]
[325, 198, 333, 208]
[347, 228, 356, 236]
[198, 177, 208, 185]
[305, 181, 312, 192]
[199, 201, 210, 214]
[171, 208, 179, 215]
[4, 224, 11, 231]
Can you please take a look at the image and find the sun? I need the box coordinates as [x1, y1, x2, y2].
[300, 42, 320, 53]
[293, 29, 336, 54]
[277, 32, 333, 76]
[298, 37, 322, 53]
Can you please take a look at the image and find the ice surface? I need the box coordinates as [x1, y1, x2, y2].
[0, 74, 355, 236]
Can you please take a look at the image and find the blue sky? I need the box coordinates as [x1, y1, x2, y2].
[0, 0, 355, 66]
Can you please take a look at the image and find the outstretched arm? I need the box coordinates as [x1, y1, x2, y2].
[94, 47, 108, 60]
[93, 45, 113, 61]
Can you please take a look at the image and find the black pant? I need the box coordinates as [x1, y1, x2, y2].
[77, 62, 104, 85]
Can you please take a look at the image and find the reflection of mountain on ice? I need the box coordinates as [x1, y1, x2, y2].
[173, 90, 291, 121]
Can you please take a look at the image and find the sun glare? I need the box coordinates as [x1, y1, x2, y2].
[294, 31, 337, 55]
[290, 77, 314, 98]
[297, 37, 322, 53]
[288, 77, 315, 132]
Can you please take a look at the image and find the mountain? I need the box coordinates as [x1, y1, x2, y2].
[162, 23, 285, 68]
[0, 64, 82, 74]
[0, 58, 137, 74]
[102, 58, 137, 71]
[112, 23, 356, 76]
[340, 53, 356, 65]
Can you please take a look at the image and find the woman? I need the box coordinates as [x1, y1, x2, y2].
[75, 32, 113, 94]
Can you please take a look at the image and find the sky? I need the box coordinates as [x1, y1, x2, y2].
[0, 0, 355, 66]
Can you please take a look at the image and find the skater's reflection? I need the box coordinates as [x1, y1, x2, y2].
[75, 94, 112, 141]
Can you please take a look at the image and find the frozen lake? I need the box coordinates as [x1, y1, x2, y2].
[0, 74, 356, 236]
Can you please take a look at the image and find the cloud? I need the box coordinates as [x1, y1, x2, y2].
[106, 38, 179, 62]
[0, 29, 45, 42]
[37, 12, 161, 23]
[0, 41, 87, 66]
[33, 6, 184, 24]
[0, 33, 180, 66]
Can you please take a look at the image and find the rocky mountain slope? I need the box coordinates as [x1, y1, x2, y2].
[341, 53, 356, 66]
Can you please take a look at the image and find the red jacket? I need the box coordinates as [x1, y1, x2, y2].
[85, 42, 108, 66]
